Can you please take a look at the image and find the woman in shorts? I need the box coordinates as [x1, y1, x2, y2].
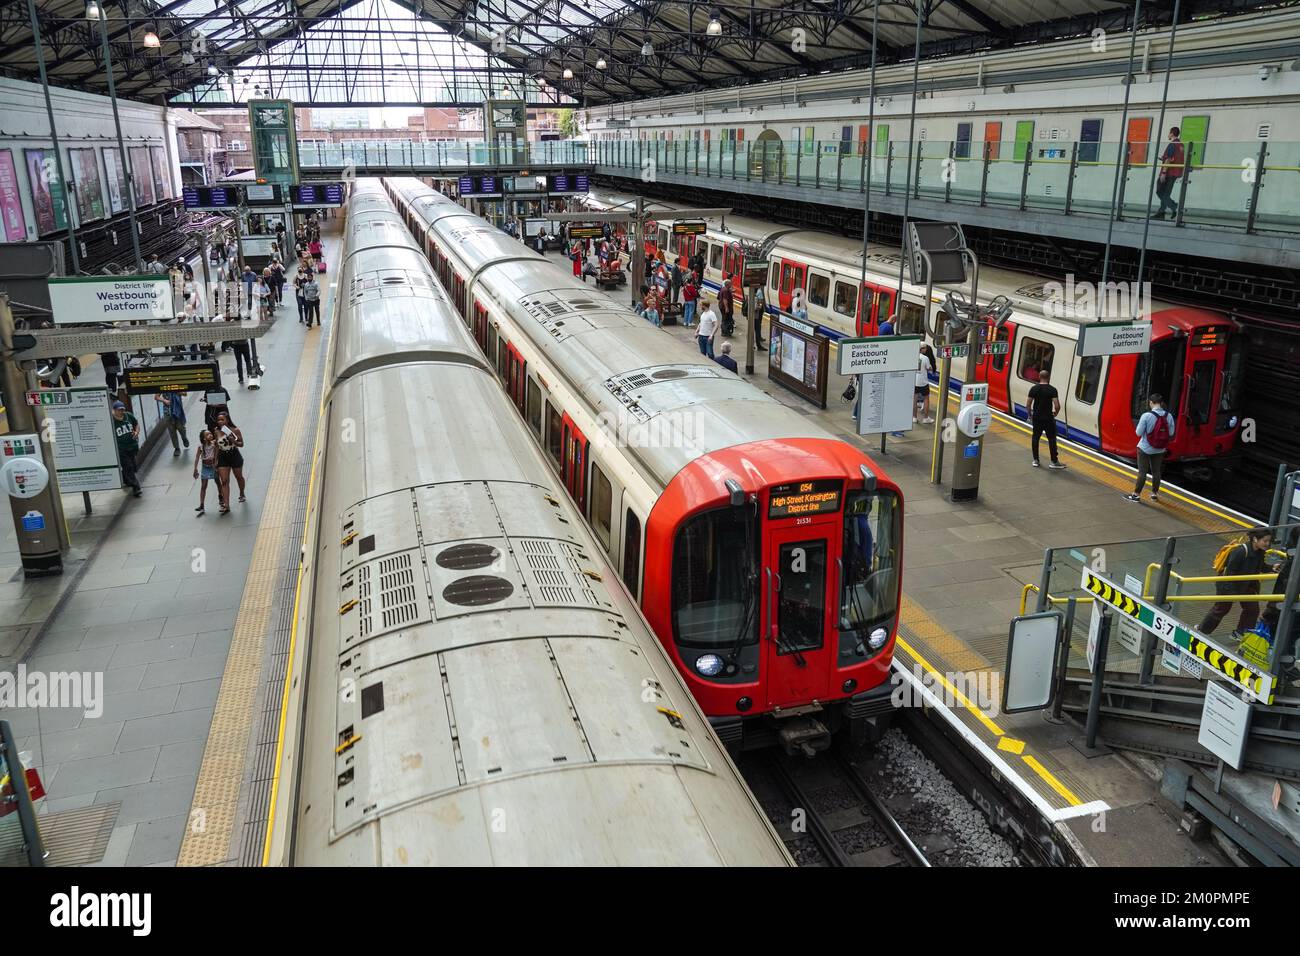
[193, 430, 219, 516]
[213, 412, 247, 515]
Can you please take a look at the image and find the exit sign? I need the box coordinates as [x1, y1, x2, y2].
[25, 391, 71, 406]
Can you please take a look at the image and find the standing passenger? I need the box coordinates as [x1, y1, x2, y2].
[1026, 370, 1065, 469]
[1125, 393, 1174, 502]
[112, 401, 142, 498]
[696, 298, 718, 358]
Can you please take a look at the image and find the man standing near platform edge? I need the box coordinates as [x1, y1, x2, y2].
[112, 401, 143, 498]
[1027, 369, 1065, 470]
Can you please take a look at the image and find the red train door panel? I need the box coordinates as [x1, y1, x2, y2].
[762, 519, 837, 708]
[561, 414, 588, 513]
[979, 321, 1015, 411]
[473, 302, 488, 348]
[506, 343, 525, 409]
[778, 260, 806, 311]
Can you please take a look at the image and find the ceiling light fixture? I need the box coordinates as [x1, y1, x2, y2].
[641, 38, 654, 56]
[707, 14, 722, 36]
[207, 62, 219, 76]
[596, 54, 607, 69]
[143, 28, 160, 48]
[85, 1, 102, 20]
[563, 67, 573, 79]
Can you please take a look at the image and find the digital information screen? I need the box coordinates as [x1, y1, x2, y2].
[458, 175, 501, 197]
[182, 186, 239, 210]
[673, 220, 707, 235]
[292, 183, 344, 207]
[768, 479, 843, 519]
[568, 224, 605, 240]
[243, 183, 283, 205]
[123, 362, 220, 396]
[546, 173, 590, 194]
[1191, 328, 1229, 348]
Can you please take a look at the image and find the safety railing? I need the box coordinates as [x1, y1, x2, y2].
[1030, 523, 1300, 691]
[593, 137, 1300, 235]
[298, 139, 592, 170]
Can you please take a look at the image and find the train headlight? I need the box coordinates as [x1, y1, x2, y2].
[695, 654, 724, 677]
[868, 627, 889, 651]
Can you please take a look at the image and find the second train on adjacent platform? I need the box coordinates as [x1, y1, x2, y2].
[584, 189, 1245, 474]
[385, 177, 904, 754]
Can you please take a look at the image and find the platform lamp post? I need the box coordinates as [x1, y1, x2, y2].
[89, 0, 144, 272]
[25, 0, 80, 273]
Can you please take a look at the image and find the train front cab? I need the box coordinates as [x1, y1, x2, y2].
[963, 309, 1243, 468]
[644, 442, 903, 757]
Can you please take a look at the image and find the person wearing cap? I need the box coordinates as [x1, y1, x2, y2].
[112, 402, 142, 497]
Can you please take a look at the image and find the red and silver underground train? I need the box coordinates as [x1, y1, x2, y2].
[385, 177, 904, 755]
[584, 189, 1245, 472]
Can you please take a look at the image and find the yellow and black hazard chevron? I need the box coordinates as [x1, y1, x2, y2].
[1080, 567, 1275, 704]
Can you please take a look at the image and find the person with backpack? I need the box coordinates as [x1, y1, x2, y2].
[717, 276, 734, 337]
[1199, 528, 1274, 637]
[1125, 393, 1175, 502]
[1152, 127, 1185, 221]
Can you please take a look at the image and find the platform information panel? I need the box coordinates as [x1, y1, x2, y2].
[243, 183, 284, 206]
[458, 175, 501, 197]
[26, 387, 120, 492]
[291, 183, 344, 207]
[672, 221, 706, 236]
[123, 362, 220, 396]
[546, 173, 589, 194]
[568, 224, 604, 240]
[182, 186, 239, 210]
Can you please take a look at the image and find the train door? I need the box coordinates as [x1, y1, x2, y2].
[975, 320, 1015, 411]
[777, 259, 806, 311]
[506, 343, 526, 409]
[473, 302, 488, 348]
[1064, 352, 1105, 445]
[1126, 118, 1152, 165]
[561, 413, 589, 513]
[763, 516, 838, 708]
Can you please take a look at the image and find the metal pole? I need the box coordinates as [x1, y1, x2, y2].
[856, 0, 881, 330]
[1051, 596, 1079, 721]
[97, 8, 144, 272]
[23, 365, 70, 553]
[893, 0, 925, 317]
[1134, 0, 1182, 313]
[25, 0, 80, 273]
[1084, 611, 1112, 750]
[631, 195, 645, 310]
[744, 285, 755, 375]
[1140, 535, 1178, 683]
[1098, 0, 1144, 303]
[0, 720, 46, 866]
[1035, 547, 1054, 613]
[1268, 463, 1291, 527]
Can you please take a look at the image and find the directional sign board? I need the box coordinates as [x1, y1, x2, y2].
[936, 343, 969, 360]
[1077, 320, 1152, 357]
[1080, 567, 1274, 703]
[980, 340, 1010, 356]
[47, 276, 171, 325]
[32, 387, 120, 492]
[837, 335, 920, 376]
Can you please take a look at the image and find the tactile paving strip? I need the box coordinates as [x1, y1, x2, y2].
[176, 301, 330, 868]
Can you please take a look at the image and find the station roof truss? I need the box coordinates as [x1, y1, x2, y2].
[0, 0, 1284, 107]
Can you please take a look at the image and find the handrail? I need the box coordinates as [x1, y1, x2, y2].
[1142, 561, 1280, 598]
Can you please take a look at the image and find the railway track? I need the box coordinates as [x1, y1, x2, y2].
[745, 747, 932, 868]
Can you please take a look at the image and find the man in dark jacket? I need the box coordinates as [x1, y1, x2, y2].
[1200, 528, 1274, 636]
[717, 275, 734, 336]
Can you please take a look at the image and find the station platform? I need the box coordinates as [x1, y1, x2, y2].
[0, 223, 1263, 868]
[0, 223, 339, 867]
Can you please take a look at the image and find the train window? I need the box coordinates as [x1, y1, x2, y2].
[833, 281, 857, 317]
[808, 271, 830, 308]
[841, 489, 902, 641]
[1187, 359, 1215, 426]
[591, 464, 613, 548]
[526, 378, 542, 435]
[710, 243, 723, 270]
[496, 338, 508, 379]
[780, 263, 798, 294]
[897, 301, 926, 335]
[989, 327, 1011, 373]
[545, 402, 562, 467]
[1018, 337, 1055, 382]
[658, 228, 669, 248]
[1075, 355, 1103, 404]
[672, 507, 759, 651]
[622, 509, 642, 597]
[486, 325, 498, 371]
[770, 262, 780, 290]
[1131, 340, 1182, 420]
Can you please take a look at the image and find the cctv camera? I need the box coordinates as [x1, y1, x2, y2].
[1259, 64, 1272, 80]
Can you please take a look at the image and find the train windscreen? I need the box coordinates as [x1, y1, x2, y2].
[840, 490, 901, 638]
[671, 507, 759, 650]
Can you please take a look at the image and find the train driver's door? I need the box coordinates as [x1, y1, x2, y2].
[976, 320, 1015, 412]
[778, 260, 806, 312]
[561, 413, 589, 513]
[762, 511, 837, 709]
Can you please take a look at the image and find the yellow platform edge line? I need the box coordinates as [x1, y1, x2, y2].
[1022, 753, 1084, 806]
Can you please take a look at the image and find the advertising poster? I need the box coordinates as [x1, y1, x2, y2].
[23, 148, 68, 234]
[102, 147, 126, 214]
[129, 146, 154, 207]
[69, 148, 106, 223]
[150, 145, 170, 200]
[0, 149, 28, 241]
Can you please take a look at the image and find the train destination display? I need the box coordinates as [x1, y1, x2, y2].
[123, 361, 221, 396]
[768, 479, 843, 518]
